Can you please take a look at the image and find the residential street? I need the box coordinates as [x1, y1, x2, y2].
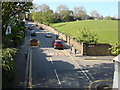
[11, 22, 115, 89]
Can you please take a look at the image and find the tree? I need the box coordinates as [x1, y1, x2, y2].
[2, 2, 33, 48]
[54, 12, 62, 22]
[42, 10, 55, 24]
[77, 28, 98, 44]
[37, 4, 50, 12]
[56, 5, 69, 13]
[30, 8, 55, 24]
[63, 14, 74, 22]
[56, 5, 75, 22]
[90, 10, 101, 20]
[104, 16, 112, 20]
[30, 4, 56, 24]
[30, 3, 39, 12]
[2, 2, 33, 35]
[73, 6, 87, 20]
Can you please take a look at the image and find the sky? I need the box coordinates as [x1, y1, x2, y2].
[33, 0, 119, 17]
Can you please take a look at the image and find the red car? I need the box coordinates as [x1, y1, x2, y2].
[39, 27, 44, 30]
[52, 40, 63, 49]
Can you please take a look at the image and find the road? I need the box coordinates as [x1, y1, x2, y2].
[26, 22, 114, 88]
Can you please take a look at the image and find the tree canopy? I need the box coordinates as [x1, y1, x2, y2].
[2, 2, 33, 35]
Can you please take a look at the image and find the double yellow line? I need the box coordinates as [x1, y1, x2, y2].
[28, 50, 32, 88]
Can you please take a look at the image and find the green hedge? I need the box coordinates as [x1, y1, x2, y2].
[1, 48, 19, 88]
[110, 42, 120, 55]
[2, 26, 25, 48]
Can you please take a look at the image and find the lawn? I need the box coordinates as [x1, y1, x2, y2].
[50, 20, 118, 45]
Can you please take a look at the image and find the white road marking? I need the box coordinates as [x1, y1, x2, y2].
[70, 56, 92, 82]
[54, 69, 62, 85]
[49, 57, 54, 64]
[64, 49, 95, 83]
[40, 35, 62, 85]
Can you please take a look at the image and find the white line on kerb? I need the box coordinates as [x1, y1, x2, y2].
[69, 53, 93, 83]
[28, 50, 32, 88]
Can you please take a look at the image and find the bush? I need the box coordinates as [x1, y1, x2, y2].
[2, 25, 25, 48]
[1, 48, 19, 88]
[2, 35, 14, 48]
[110, 42, 120, 55]
[19, 26, 26, 31]
[77, 28, 98, 44]
[104, 16, 112, 20]
[14, 35, 23, 47]
[17, 31, 25, 38]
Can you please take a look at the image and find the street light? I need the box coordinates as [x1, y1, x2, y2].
[112, 54, 120, 90]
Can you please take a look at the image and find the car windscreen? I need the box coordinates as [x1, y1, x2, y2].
[31, 39, 38, 43]
[47, 33, 51, 35]
[56, 42, 63, 45]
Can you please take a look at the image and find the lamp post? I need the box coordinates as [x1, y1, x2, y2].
[113, 54, 120, 90]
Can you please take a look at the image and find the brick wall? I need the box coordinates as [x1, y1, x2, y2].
[83, 43, 112, 56]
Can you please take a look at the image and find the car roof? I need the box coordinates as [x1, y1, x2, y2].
[46, 33, 51, 34]
[55, 40, 62, 42]
[30, 39, 38, 42]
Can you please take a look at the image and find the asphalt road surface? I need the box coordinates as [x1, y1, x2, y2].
[27, 22, 114, 89]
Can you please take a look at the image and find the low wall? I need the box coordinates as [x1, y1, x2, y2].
[83, 43, 112, 56]
[37, 23, 113, 56]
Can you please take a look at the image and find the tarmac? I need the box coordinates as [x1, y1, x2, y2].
[10, 23, 116, 89]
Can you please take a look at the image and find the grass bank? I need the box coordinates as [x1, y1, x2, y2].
[50, 20, 118, 45]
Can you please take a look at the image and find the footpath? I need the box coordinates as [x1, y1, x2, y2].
[10, 29, 30, 88]
[63, 42, 115, 61]
[64, 46, 115, 61]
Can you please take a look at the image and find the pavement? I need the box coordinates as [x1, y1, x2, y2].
[62, 42, 115, 62]
[10, 28, 30, 88]
[10, 47, 26, 88]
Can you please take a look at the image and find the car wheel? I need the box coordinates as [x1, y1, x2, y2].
[54, 46, 57, 49]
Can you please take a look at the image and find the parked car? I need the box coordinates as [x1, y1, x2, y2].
[45, 33, 52, 38]
[28, 26, 33, 30]
[52, 40, 63, 49]
[36, 24, 38, 27]
[39, 27, 44, 30]
[31, 30, 36, 36]
[31, 32, 36, 36]
[29, 39, 40, 47]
